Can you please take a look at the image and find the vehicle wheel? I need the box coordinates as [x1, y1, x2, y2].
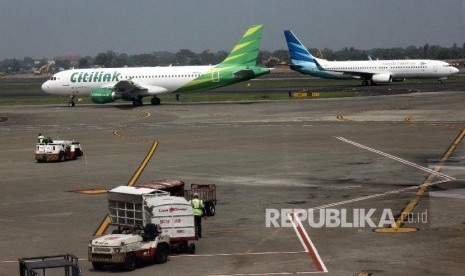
[68, 102, 75, 107]
[155, 243, 169, 264]
[206, 203, 216, 216]
[188, 243, 196, 254]
[92, 262, 104, 270]
[362, 80, 368, 86]
[124, 253, 136, 271]
[59, 152, 65, 162]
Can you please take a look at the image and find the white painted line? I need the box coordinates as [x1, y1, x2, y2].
[171, 251, 307, 258]
[336, 136, 455, 181]
[312, 179, 449, 210]
[3, 252, 306, 265]
[209, 272, 324, 276]
[288, 213, 328, 273]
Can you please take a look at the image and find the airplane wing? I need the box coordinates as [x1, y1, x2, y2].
[101, 80, 168, 95]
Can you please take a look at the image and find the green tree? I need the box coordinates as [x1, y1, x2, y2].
[78, 57, 89, 68]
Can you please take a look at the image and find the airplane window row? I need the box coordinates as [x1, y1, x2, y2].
[327, 66, 427, 70]
[124, 74, 200, 79]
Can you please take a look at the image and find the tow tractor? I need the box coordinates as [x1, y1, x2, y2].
[88, 186, 196, 271]
[135, 179, 217, 216]
[35, 139, 83, 162]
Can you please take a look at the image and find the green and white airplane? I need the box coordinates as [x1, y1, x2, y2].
[42, 25, 269, 107]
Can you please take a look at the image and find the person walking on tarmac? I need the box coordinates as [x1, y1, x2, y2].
[37, 133, 45, 144]
[190, 193, 205, 238]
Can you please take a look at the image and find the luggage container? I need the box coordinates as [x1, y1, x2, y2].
[135, 180, 217, 216]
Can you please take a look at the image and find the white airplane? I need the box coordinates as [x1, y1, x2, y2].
[284, 30, 459, 86]
[42, 25, 269, 107]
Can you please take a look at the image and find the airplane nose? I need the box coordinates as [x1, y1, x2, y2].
[453, 67, 460, 74]
[41, 81, 49, 93]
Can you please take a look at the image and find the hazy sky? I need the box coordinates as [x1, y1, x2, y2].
[1, 0, 465, 60]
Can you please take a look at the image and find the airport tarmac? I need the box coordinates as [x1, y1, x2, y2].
[1, 90, 465, 275]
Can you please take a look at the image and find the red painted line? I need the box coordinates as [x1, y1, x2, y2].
[289, 213, 328, 273]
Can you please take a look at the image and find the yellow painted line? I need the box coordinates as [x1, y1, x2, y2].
[93, 110, 159, 236]
[404, 115, 413, 122]
[384, 129, 465, 231]
[72, 189, 108, 195]
[93, 142, 159, 236]
[93, 215, 111, 237]
[336, 115, 347, 121]
[127, 142, 159, 186]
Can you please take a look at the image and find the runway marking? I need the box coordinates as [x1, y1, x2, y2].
[172, 251, 307, 258]
[336, 115, 347, 121]
[311, 179, 448, 210]
[70, 188, 108, 195]
[392, 129, 465, 229]
[93, 110, 158, 236]
[404, 114, 414, 122]
[336, 133, 465, 232]
[288, 213, 328, 273]
[93, 141, 159, 236]
[209, 272, 324, 276]
[2, 251, 324, 276]
[336, 136, 455, 181]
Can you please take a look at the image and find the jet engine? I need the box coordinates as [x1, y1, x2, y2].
[371, 73, 392, 83]
[90, 88, 121, 104]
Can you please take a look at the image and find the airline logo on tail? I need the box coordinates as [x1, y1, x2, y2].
[219, 24, 264, 67]
[284, 30, 315, 64]
[178, 24, 268, 92]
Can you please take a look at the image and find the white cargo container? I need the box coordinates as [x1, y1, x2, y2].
[89, 186, 196, 271]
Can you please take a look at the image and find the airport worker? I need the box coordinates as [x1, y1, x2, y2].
[37, 133, 45, 143]
[189, 193, 205, 238]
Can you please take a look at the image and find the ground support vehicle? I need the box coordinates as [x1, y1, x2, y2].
[135, 180, 217, 216]
[88, 186, 196, 271]
[19, 254, 82, 276]
[35, 140, 83, 162]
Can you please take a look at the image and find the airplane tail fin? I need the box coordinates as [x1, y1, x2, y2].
[217, 25, 264, 68]
[284, 30, 316, 64]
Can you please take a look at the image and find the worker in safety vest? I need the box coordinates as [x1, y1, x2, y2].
[37, 133, 46, 144]
[189, 193, 205, 238]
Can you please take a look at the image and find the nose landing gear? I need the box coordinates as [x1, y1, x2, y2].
[68, 95, 76, 107]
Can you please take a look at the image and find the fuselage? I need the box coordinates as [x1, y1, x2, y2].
[293, 58, 459, 80]
[42, 66, 215, 96]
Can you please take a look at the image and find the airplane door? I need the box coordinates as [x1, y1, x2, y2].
[211, 69, 220, 82]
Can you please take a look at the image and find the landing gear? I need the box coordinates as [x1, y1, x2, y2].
[132, 98, 143, 107]
[362, 80, 374, 86]
[68, 95, 76, 107]
[151, 96, 161, 105]
[438, 79, 443, 84]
